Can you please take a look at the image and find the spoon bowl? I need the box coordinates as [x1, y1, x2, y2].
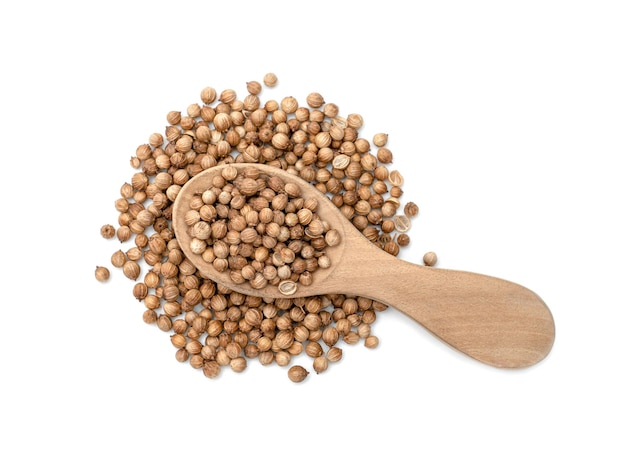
[173, 163, 555, 368]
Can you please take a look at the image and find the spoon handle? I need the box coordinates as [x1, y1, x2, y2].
[336, 251, 555, 368]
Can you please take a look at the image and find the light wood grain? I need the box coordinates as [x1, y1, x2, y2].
[173, 164, 555, 368]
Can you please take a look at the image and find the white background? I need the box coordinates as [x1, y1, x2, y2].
[1, 1, 625, 453]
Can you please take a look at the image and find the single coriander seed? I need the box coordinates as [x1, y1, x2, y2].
[423, 251, 438, 267]
[327, 347, 343, 362]
[373, 133, 388, 147]
[313, 356, 329, 374]
[383, 240, 400, 256]
[404, 202, 419, 217]
[263, 73, 278, 87]
[166, 111, 181, 125]
[394, 215, 411, 233]
[123, 261, 141, 281]
[111, 250, 126, 268]
[278, 280, 298, 296]
[388, 170, 404, 186]
[230, 357, 247, 373]
[397, 233, 410, 247]
[246, 80, 262, 95]
[377, 147, 393, 163]
[287, 365, 309, 383]
[100, 224, 115, 239]
[364, 335, 379, 348]
[200, 87, 217, 104]
[95, 266, 110, 282]
[306, 92, 325, 108]
[203, 361, 221, 379]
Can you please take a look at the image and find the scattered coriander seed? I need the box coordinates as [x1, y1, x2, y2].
[327, 347, 343, 362]
[305, 341, 324, 358]
[203, 361, 221, 379]
[122, 261, 140, 280]
[394, 214, 411, 233]
[95, 266, 110, 282]
[287, 365, 309, 383]
[246, 80, 262, 95]
[313, 356, 329, 374]
[390, 186, 403, 198]
[116, 225, 132, 242]
[322, 326, 339, 347]
[357, 323, 371, 338]
[126, 246, 143, 262]
[143, 310, 157, 324]
[166, 111, 181, 125]
[230, 357, 247, 373]
[383, 240, 400, 256]
[133, 282, 148, 300]
[175, 348, 189, 363]
[275, 350, 291, 367]
[346, 113, 363, 129]
[364, 335, 379, 349]
[100, 224, 115, 239]
[404, 202, 419, 217]
[263, 72, 278, 87]
[306, 92, 325, 108]
[373, 132, 388, 147]
[397, 233, 410, 247]
[343, 331, 360, 345]
[377, 147, 393, 163]
[423, 251, 438, 267]
[200, 87, 217, 104]
[388, 170, 404, 186]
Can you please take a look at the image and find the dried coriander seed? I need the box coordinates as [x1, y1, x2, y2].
[388, 170, 404, 186]
[185, 166, 339, 292]
[327, 347, 343, 362]
[122, 261, 140, 280]
[246, 80, 262, 95]
[397, 233, 410, 247]
[203, 361, 221, 379]
[287, 365, 309, 383]
[230, 357, 247, 373]
[200, 87, 217, 104]
[100, 224, 115, 239]
[364, 335, 379, 348]
[133, 282, 148, 300]
[332, 154, 350, 170]
[306, 92, 325, 108]
[95, 266, 110, 282]
[377, 147, 393, 163]
[263, 72, 278, 87]
[313, 356, 329, 374]
[110, 250, 126, 268]
[373, 132, 388, 147]
[279, 280, 298, 296]
[404, 202, 419, 217]
[394, 214, 411, 233]
[423, 251, 438, 267]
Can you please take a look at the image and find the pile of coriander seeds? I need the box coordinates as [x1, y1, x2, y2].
[181, 165, 342, 295]
[96, 73, 435, 382]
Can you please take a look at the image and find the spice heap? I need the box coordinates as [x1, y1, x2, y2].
[182, 165, 341, 295]
[96, 73, 433, 382]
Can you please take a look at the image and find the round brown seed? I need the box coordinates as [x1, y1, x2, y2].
[287, 365, 309, 383]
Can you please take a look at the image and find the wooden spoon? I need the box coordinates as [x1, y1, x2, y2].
[172, 163, 555, 368]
